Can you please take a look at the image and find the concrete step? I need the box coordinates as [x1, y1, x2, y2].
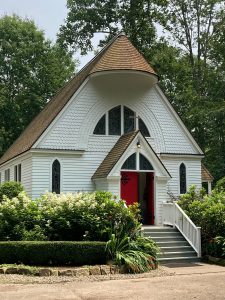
[142, 226, 199, 264]
[150, 236, 186, 242]
[144, 231, 181, 238]
[156, 240, 190, 247]
[160, 246, 193, 252]
[142, 227, 176, 233]
[159, 251, 197, 259]
[159, 257, 200, 264]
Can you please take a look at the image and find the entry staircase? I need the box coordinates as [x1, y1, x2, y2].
[143, 201, 201, 264]
[143, 226, 199, 263]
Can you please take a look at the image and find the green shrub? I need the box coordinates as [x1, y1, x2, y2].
[215, 176, 225, 192]
[0, 181, 24, 202]
[0, 241, 106, 265]
[0, 191, 44, 241]
[0, 191, 140, 242]
[179, 187, 225, 241]
[204, 236, 225, 258]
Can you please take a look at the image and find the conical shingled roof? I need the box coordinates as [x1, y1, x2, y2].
[0, 34, 157, 166]
[90, 34, 157, 76]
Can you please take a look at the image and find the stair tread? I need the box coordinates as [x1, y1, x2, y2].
[159, 256, 198, 261]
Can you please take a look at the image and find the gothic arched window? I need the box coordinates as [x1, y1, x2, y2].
[93, 105, 150, 137]
[140, 154, 154, 170]
[121, 153, 136, 170]
[180, 163, 187, 194]
[52, 159, 60, 194]
[93, 114, 106, 135]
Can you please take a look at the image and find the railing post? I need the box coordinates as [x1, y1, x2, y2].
[196, 227, 201, 257]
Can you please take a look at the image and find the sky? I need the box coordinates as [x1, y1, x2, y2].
[0, 0, 95, 69]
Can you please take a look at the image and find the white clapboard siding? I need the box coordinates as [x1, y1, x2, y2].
[155, 179, 170, 226]
[0, 154, 32, 196]
[31, 151, 110, 199]
[35, 77, 201, 155]
[162, 157, 202, 196]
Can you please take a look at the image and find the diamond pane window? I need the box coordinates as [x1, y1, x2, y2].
[122, 153, 136, 170]
[52, 159, 60, 194]
[93, 114, 106, 135]
[124, 106, 135, 133]
[109, 106, 121, 135]
[140, 154, 153, 170]
[180, 163, 187, 194]
[139, 118, 150, 137]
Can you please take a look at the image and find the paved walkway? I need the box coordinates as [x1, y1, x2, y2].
[0, 263, 225, 300]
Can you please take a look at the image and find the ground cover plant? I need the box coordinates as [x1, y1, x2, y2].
[178, 185, 225, 258]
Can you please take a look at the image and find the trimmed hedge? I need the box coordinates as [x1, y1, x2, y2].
[0, 241, 107, 266]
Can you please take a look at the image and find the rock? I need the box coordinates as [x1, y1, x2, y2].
[39, 268, 52, 277]
[51, 269, 59, 276]
[110, 265, 119, 274]
[17, 268, 33, 275]
[100, 265, 111, 275]
[59, 269, 74, 276]
[208, 256, 221, 263]
[75, 267, 89, 276]
[89, 266, 101, 276]
[0, 268, 5, 274]
[5, 267, 18, 274]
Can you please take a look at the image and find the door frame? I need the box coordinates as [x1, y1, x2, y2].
[120, 170, 156, 225]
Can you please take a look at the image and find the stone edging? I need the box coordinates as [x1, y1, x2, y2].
[0, 265, 120, 277]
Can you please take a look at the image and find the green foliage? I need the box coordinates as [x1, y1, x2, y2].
[215, 177, 225, 192]
[106, 227, 158, 273]
[0, 181, 24, 202]
[0, 191, 140, 242]
[0, 15, 76, 156]
[178, 185, 206, 211]
[58, 0, 166, 58]
[179, 186, 225, 241]
[0, 241, 106, 266]
[204, 236, 225, 258]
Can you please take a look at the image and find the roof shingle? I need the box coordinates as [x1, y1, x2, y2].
[0, 34, 157, 166]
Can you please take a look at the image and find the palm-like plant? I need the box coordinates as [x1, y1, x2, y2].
[106, 230, 159, 273]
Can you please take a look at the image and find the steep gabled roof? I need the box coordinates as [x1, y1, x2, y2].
[0, 34, 157, 166]
[92, 130, 171, 179]
[201, 164, 214, 182]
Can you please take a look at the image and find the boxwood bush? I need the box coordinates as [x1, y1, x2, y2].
[0, 241, 107, 265]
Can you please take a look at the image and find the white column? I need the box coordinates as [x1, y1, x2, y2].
[208, 181, 212, 194]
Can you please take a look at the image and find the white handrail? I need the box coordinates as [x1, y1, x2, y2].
[163, 202, 201, 257]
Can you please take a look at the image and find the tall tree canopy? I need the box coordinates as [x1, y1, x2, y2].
[0, 15, 76, 156]
[58, 0, 225, 181]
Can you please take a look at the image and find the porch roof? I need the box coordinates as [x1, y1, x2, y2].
[92, 131, 139, 179]
[201, 164, 214, 182]
[92, 130, 171, 179]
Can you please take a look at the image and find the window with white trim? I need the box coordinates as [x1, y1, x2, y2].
[93, 105, 150, 137]
[5, 169, 10, 182]
[180, 163, 187, 194]
[14, 164, 22, 182]
[52, 160, 60, 194]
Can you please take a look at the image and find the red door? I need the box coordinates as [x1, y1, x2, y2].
[121, 172, 138, 205]
[146, 173, 155, 225]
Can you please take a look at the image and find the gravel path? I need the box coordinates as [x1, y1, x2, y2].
[0, 266, 173, 284]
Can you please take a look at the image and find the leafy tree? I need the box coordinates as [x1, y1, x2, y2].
[0, 15, 76, 156]
[58, 0, 167, 59]
[59, 0, 225, 180]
